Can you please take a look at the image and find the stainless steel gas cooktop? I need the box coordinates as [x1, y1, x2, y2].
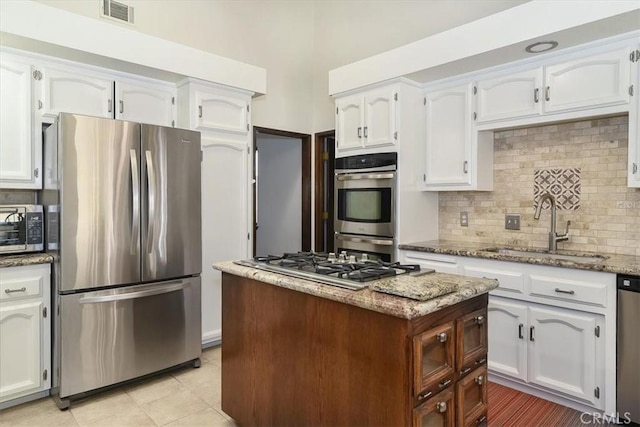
[234, 251, 421, 290]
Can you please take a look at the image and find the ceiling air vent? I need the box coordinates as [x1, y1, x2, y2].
[101, 0, 134, 24]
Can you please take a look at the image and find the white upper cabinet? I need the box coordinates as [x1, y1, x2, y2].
[543, 48, 631, 113]
[423, 83, 472, 187]
[335, 85, 397, 155]
[629, 46, 640, 188]
[194, 88, 249, 134]
[0, 58, 41, 189]
[115, 80, 176, 127]
[476, 68, 543, 123]
[336, 94, 364, 151]
[38, 65, 113, 120]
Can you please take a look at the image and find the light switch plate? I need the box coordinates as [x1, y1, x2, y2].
[505, 214, 521, 230]
[460, 211, 469, 227]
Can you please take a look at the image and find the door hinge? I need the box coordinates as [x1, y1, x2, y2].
[423, 173, 426, 181]
[393, 131, 398, 140]
[246, 123, 250, 131]
[33, 70, 42, 80]
[394, 93, 398, 101]
[43, 369, 48, 381]
[633, 162, 638, 174]
[595, 325, 600, 337]
[247, 146, 250, 154]
[322, 211, 329, 220]
[336, 107, 339, 115]
[423, 97, 426, 106]
[200, 151, 203, 162]
[171, 96, 175, 105]
[473, 86, 477, 95]
[473, 112, 477, 120]
[34, 168, 39, 178]
[629, 85, 634, 96]
[246, 105, 250, 112]
[43, 307, 47, 318]
[247, 233, 250, 240]
[322, 151, 329, 160]
[630, 50, 640, 62]
[37, 100, 43, 110]
[171, 120, 175, 127]
[594, 387, 600, 399]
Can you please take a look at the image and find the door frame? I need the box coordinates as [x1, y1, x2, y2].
[252, 126, 311, 256]
[313, 130, 335, 253]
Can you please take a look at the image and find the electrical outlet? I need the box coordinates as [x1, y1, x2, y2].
[460, 211, 469, 227]
[505, 214, 521, 230]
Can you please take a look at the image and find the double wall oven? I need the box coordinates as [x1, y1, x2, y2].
[334, 152, 396, 262]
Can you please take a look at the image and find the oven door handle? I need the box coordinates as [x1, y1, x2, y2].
[335, 234, 393, 246]
[336, 172, 395, 181]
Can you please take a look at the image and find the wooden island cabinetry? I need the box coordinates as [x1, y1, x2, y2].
[218, 265, 495, 427]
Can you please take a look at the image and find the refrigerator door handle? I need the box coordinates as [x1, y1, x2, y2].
[129, 149, 140, 254]
[145, 150, 156, 254]
[79, 281, 188, 304]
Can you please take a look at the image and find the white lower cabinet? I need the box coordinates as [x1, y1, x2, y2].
[0, 264, 51, 405]
[489, 296, 603, 409]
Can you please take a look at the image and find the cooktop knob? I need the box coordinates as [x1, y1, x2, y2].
[361, 253, 369, 262]
[328, 252, 336, 262]
[348, 255, 356, 263]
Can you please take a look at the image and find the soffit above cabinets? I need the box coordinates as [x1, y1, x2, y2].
[0, 0, 267, 96]
[329, 1, 640, 95]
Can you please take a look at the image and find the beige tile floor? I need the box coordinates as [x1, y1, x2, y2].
[0, 346, 236, 427]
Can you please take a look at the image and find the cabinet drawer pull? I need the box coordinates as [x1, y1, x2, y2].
[518, 323, 524, 339]
[555, 288, 575, 295]
[418, 391, 432, 401]
[474, 315, 484, 325]
[475, 358, 486, 365]
[460, 367, 472, 375]
[475, 375, 484, 386]
[534, 88, 540, 103]
[545, 86, 551, 101]
[529, 326, 535, 342]
[438, 379, 451, 388]
[436, 332, 448, 342]
[477, 415, 487, 425]
[5, 287, 27, 294]
[436, 401, 447, 413]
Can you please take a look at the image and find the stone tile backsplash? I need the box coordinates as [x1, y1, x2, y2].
[438, 115, 640, 256]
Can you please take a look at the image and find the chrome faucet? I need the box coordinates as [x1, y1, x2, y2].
[534, 192, 571, 251]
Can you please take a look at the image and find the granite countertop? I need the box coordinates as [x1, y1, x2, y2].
[399, 240, 640, 276]
[213, 261, 498, 320]
[0, 253, 54, 268]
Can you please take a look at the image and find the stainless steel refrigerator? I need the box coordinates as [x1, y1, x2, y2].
[42, 113, 202, 409]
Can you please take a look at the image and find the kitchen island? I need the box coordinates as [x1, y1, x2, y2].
[214, 261, 498, 427]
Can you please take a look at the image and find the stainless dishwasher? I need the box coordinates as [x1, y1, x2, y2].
[617, 274, 640, 424]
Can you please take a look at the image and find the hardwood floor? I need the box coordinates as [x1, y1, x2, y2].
[488, 382, 605, 426]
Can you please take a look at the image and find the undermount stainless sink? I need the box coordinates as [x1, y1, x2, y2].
[480, 247, 609, 263]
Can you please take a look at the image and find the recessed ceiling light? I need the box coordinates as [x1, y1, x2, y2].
[525, 41, 559, 54]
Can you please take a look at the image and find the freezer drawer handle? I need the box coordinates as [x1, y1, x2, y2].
[79, 281, 188, 304]
[145, 150, 157, 254]
[129, 149, 140, 255]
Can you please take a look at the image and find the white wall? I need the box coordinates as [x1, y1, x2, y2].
[255, 136, 302, 257]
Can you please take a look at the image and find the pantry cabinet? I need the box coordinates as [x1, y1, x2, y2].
[335, 85, 397, 155]
[0, 264, 51, 405]
[0, 58, 41, 189]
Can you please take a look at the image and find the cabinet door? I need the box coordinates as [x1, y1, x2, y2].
[424, 83, 472, 186]
[413, 322, 455, 400]
[364, 88, 397, 148]
[456, 365, 488, 427]
[456, 308, 487, 373]
[0, 60, 41, 189]
[629, 46, 640, 188]
[527, 305, 602, 408]
[40, 66, 113, 119]
[544, 49, 631, 113]
[336, 95, 364, 152]
[195, 90, 248, 134]
[487, 297, 527, 382]
[116, 81, 176, 127]
[201, 138, 250, 343]
[413, 389, 455, 427]
[0, 301, 43, 402]
[476, 68, 543, 122]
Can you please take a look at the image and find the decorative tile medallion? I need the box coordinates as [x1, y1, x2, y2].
[533, 168, 581, 211]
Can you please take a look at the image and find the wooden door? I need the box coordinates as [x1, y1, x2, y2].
[456, 308, 487, 373]
[413, 322, 455, 400]
[456, 365, 488, 426]
[412, 389, 455, 427]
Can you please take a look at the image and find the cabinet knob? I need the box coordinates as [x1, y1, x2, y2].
[436, 401, 447, 413]
[475, 375, 484, 386]
[474, 315, 484, 325]
[437, 332, 448, 342]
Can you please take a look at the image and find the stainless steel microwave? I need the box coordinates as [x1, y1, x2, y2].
[0, 205, 44, 254]
[334, 153, 396, 238]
